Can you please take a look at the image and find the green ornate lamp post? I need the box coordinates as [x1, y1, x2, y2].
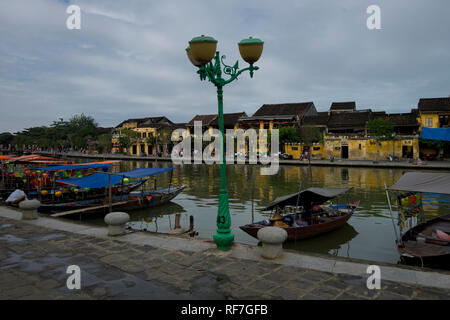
[186, 35, 264, 250]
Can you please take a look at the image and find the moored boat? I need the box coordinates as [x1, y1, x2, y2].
[240, 187, 359, 241]
[386, 172, 450, 266]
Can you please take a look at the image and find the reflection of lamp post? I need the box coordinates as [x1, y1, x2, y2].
[186, 35, 263, 250]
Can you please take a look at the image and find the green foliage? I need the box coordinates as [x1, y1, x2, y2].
[366, 119, 394, 142]
[13, 114, 100, 149]
[279, 126, 300, 144]
[0, 132, 14, 146]
[298, 126, 322, 145]
[118, 128, 139, 153]
[97, 133, 112, 153]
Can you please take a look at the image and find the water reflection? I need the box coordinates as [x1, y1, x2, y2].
[76, 158, 450, 264]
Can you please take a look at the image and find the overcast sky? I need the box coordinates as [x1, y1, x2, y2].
[1, 0, 449, 133]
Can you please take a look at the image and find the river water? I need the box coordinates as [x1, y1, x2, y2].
[77, 158, 450, 265]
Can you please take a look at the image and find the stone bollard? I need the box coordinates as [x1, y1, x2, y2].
[257, 227, 288, 259]
[19, 200, 41, 220]
[104, 212, 130, 236]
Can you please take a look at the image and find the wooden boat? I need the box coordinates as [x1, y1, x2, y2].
[397, 213, 450, 263]
[240, 187, 359, 241]
[38, 185, 186, 216]
[386, 172, 450, 265]
[37, 167, 185, 217]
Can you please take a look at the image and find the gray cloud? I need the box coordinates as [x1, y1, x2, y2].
[0, 0, 449, 132]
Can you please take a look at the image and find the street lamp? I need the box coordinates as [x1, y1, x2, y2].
[186, 35, 263, 251]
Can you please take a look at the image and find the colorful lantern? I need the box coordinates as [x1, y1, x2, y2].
[25, 170, 31, 176]
[401, 198, 408, 207]
[55, 191, 63, 198]
[23, 179, 27, 183]
[41, 190, 48, 196]
[411, 195, 417, 204]
[123, 178, 129, 184]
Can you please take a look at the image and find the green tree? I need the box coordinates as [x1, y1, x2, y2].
[118, 129, 138, 154]
[366, 119, 394, 162]
[0, 132, 15, 147]
[97, 133, 113, 153]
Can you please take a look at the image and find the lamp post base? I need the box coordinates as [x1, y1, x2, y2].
[214, 231, 234, 251]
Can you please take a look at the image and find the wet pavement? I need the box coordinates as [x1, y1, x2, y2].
[0, 216, 450, 300]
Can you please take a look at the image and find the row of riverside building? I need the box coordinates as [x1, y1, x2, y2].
[111, 97, 450, 161]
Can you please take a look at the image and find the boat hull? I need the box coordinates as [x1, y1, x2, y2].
[38, 185, 186, 216]
[397, 213, 450, 263]
[240, 212, 353, 241]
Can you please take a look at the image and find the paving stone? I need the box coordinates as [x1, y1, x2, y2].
[376, 291, 408, 300]
[1, 216, 450, 301]
[309, 285, 342, 299]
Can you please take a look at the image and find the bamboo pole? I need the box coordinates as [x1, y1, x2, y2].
[384, 182, 400, 244]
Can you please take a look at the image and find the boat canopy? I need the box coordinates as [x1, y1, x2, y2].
[55, 168, 173, 189]
[117, 168, 173, 179]
[39, 163, 115, 172]
[263, 187, 352, 211]
[388, 172, 450, 195]
[57, 173, 124, 189]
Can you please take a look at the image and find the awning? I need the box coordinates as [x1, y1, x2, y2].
[263, 187, 352, 210]
[57, 173, 124, 189]
[388, 172, 450, 195]
[421, 127, 450, 142]
[118, 168, 173, 179]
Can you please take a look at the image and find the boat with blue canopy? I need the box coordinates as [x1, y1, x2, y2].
[38, 167, 186, 217]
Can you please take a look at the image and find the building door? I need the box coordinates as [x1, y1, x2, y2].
[132, 145, 137, 155]
[341, 146, 349, 159]
[402, 146, 413, 158]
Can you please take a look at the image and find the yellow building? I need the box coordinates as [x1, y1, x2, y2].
[112, 116, 176, 155]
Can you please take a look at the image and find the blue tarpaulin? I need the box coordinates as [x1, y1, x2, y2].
[39, 163, 114, 172]
[57, 173, 123, 189]
[119, 168, 173, 179]
[421, 127, 450, 142]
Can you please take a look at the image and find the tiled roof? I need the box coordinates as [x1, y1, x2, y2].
[303, 112, 329, 126]
[330, 101, 356, 111]
[116, 116, 173, 128]
[418, 97, 450, 113]
[375, 112, 419, 127]
[327, 110, 372, 131]
[253, 102, 316, 118]
[187, 112, 247, 127]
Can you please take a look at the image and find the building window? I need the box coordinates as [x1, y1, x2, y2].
[426, 118, 433, 127]
[291, 147, 298, 151]
[359, 144, 361, 150]
[143, 132, 147, 138]
[313, 147, 320, 151]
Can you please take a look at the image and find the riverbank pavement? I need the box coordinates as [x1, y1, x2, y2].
[32, 151, 450, 170]
[0, 206, 449, 300]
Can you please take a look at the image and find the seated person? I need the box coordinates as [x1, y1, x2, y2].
[5, 188, 28, 205]
[270, 209, 289, 228]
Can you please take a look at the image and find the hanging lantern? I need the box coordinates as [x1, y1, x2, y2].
[401, 198, 408, 207]
[407, 196, 412, 205]
[411, 195, 417, 204]
[25, 170, 31, 176]
[65, 171, 70, 178]
[42, 173, 49, 179]
[23, 179, 27, 183]
[123, 178, 129, 184]
[55, 191, 63, 198]
[63, 188, 69, 194]
[76, 171, 82, 178]
[41, 190, 48, 196]
[37, 170, 41, 175]
[84, 188, 90, 193]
